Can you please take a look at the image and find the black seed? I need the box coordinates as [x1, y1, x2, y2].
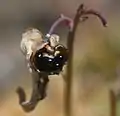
[33, 45, 68, 74]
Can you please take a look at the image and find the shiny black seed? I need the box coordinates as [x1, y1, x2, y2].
[33, 45, 68, 74]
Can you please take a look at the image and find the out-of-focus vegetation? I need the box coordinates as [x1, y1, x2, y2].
[0, 0, 120, 116]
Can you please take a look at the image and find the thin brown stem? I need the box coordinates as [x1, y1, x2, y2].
[83, 10, 107, 27]
[64, 4, 107, 116]
[65, 4, 84, 116]
[110, 90, 116, 116]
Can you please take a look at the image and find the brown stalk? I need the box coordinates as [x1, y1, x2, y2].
[110, 90, 116, 116]
[64, 4, 107, 116]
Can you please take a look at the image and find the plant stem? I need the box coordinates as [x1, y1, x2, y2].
[48, 14, 73, 35]
[65, 4, 84, 116]
[110, 90, 116, 116]
[64, 4, 107, 116]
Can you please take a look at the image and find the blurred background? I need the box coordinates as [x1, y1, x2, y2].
[0, 0, 120, 116]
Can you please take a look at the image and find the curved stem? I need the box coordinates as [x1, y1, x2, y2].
[83, 10, 107, 27]
[16, 73, 49, 112]
[48, 14, 73, 35]
[64, 4, 107, 116]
